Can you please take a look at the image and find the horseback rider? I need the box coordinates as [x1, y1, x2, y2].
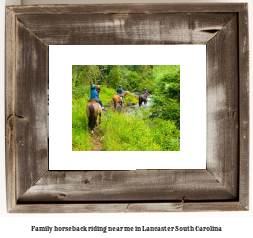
[90, 84, 104, 109]
[143, 88, 149, 99]
[117, 85, 124, 102]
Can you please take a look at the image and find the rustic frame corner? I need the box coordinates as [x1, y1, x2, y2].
[5, 3, 249, 213]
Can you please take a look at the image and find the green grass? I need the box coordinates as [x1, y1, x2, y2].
[99, 108, 180, 151]
[72, 97, 93, 151]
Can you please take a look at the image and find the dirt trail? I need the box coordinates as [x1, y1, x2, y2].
[91, 128, 103, 151]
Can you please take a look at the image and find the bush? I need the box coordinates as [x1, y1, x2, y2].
[124, 93, 139, 104]
[150, 97, 180, 129]
[72, 84, 90, 100]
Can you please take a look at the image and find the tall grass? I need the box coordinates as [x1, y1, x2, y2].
[72, 97, 93, 151]
[99, 108, 180, 151]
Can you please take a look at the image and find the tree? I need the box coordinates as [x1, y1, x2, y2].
[108, 66, 121, 88]
[127, 71, 139, 91]
[72, 65, 100, 86]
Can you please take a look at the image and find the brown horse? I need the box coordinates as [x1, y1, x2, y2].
[113, 91, 127, 110]
[86, 100, 102, 136]
[139, 94, 147, 107]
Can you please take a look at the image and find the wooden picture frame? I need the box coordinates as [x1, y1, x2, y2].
[5, 3, 249, 213]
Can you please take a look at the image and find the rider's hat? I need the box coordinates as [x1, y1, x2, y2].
[119, 85, 121, 88]
[144, 88, 147, 90]
[91, 84, 96, 89]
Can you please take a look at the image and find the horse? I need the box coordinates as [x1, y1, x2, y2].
[113, 91, 127, 110]
[86, 100, 102, 136]
[139, 94, 147, 107]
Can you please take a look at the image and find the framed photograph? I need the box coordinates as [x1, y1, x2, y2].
[49, 45, 206, 170]
[5, 3, 249, 213]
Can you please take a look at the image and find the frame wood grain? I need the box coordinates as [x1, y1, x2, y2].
[5, 3, 249, 213]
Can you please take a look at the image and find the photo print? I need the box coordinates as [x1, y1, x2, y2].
[72, 65, 180, 152]
[49, 45, 205, 170]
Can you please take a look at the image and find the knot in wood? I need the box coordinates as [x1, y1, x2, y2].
[57, 193, 66, 199]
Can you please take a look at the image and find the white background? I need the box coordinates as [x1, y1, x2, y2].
[0, 0, 252, 237]
[49, 45, 206, 170]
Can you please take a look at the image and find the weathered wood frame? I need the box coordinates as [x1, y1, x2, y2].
[5, 4, 249, 213]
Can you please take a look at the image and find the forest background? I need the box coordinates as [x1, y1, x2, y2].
[72, 65, 180, 151]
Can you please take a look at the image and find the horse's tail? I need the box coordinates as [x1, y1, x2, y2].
[88, 104, 96, 130]
[113, 96, 117, 109]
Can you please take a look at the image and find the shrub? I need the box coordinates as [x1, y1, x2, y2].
[124, 93, 139, 104]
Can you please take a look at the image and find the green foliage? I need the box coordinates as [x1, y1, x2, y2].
[124, 93, 139, 105]
[98, 86, 115, 105]
[99, 109, 180, 151]
[154, 66, 180, 101]
[151, 97, 180, 128]
[72, 65, 101, 86]
[72, 84, 90, 100]
[126, 71, 139, 91]
[150, 65, 180, 128]
[72, 65, 160, 93]
[72, 97, 93, 151]
[108, 66, 121, 88]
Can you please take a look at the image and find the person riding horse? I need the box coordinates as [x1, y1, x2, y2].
[90, 84, 104, 109]
[143, 88, 149, 99]
[139, 88, 149, 107]
[117, 85, 124, 102]
[87, 84, 103, 135]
